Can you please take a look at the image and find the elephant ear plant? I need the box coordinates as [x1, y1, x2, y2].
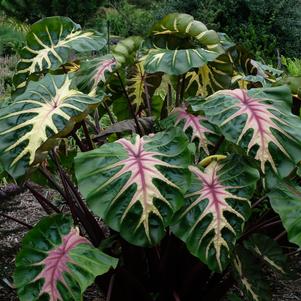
[1, 13, 301, 301]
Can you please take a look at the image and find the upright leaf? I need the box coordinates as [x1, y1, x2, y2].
[0, 74, 102, 179]
[172, 156, 259, 272]
[14, 214, 118, 301]
[202, 86, 301, 176]
[13, 16, 106, 94]
[75, 129, 192, 246]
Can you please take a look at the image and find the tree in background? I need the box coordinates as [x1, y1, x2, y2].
[0, 0, 102, 25]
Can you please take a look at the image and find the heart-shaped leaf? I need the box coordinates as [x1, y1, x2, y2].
[14, 214, 118, 301]
[172, 155, 259, 272]
[75, 129, 192, 246]
[202, 86, 301, 176]
[13, 16, 106, 94]
[0, 74, 102, 179]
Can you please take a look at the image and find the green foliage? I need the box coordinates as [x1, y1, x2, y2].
[281, 56, 301, 77]
[0, 0, 102, 24]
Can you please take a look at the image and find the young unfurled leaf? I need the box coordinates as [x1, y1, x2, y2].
[202, 86, 301, 176]
[0, 74, 102, 179]
[244, 234, 287, 274]
[75, 54, 116, 95]
[172, 155, 259, 272]
[232, 246, 271, 301]
[13, 16, 106, 94]
[268, 180, 301, 248]
[75, 129, 192, 246]
[14, 214, 118, 301]
[170, 107, 216, 155]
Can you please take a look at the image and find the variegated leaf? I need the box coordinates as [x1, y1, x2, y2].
[232, 246, 271, 301]
[244, 234, 287, 274]
[185, 54, 233, 97]
[127, 61, 162, 112]
[202, 86, 301, 176]
[75, 54, 116, 95]
[172, 156, 259, 272]
[75, 129, 192, 246]
[0, 74, 102, 179]
[171, 107, 216, 155]
[13, 16, 106, 94]
[14, 214, 118, 301]
[144, 13, 224, 75]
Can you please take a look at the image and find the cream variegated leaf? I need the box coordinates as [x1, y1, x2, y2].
[13, 16, 106, 94]
[0, 74, 102, 179]
[202, 86, 301, 176]
[172, 156, 259, 272]
[75, 129, 192, 246]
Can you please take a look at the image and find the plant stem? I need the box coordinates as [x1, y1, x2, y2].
[180, 73, 186, 103]
[94, 109, 101, 134]
[274, 230, 287, 241]
[211, 135, 225, 155]
[175, 76, 181, 106]
[173, 291, 181, 301]
[72, 133, 87, 152]
[106, 274, 115, 301]
[0, 212, 32, 229]
[81, 120, 94, 150]
[25, 182, 60, 214]
[117, 71, 143, 136]
[251, 195, 267, 208]
[102, 101, 116, 124]
[143, 81, 152, 117]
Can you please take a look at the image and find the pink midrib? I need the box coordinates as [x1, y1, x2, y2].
[94, 59, 115, 84]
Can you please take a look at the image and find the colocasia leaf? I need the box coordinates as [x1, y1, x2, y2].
[14, 214, 118, 301]
[268, 180, 301, 248]
[232, 246, 271, 301]
[13, 16, 106, 94]
[244, 234, 287, 274]
[75, 129, 192, 246]
[172, 155, 259, 272]
[202, 86, 301, 176]
[0, 74, 102, 179]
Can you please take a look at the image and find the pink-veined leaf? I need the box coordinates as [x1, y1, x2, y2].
[172, 107, 216, 155]
[75, 128, 192, 246]
[202, 86, 301, 176]
[172, 155, 259, 272]
[75, 54, 116, 95]
[14, 214, 118, 301]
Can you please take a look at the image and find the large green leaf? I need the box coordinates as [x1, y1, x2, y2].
[144, 13, 224, 75]
[172, 156, 259, 272]
[243, 234, 287, 274]
[268, 180, 301, 248]
[232, 246, 271, 301]
[75, 128, 192, 246]
[14, 214, 118, 301]
[202, 86, 301, 176]
[13, 16, 106, 94]
[0, 74, 102, 179]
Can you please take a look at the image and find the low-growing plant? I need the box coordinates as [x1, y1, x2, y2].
[1, 13, 301, 301]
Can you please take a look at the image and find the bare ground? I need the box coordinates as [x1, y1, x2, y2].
[1, 190, 301, 301]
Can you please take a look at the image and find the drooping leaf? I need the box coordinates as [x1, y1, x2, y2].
[144, 13, 224, 75]
[232, 246, 271, 301]
[75, 54, 116, 95]
[75, 129, 192, 246]
[13, 16, 106, 94]
[243, 234, 287, 274]
[202, 86, 301, 176]
[268, 180, 301, 248]
[185, 54, 233, 97]
[172, 155, 259, 272]
[14, 214, 118, 301]
[0, 74, 102, 179]
[168, 107, 216, 155]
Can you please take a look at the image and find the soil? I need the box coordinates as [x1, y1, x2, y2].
[1, 189, 301, 301]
